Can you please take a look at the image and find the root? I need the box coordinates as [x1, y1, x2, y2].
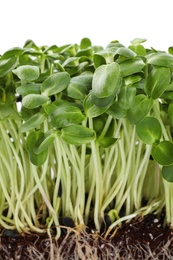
[0, 227, 173, 259]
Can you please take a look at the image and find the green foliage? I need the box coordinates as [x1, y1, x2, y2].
[2, 37, 173, 238]
[17, 83, 41, 96]
[127, 95, 154, 124]
[67, 72, 93, 99]
[98, 136, 118, 148]
[136, 117, 162, 145]
[147, 52, 173, 67]
[0, 56, 18, 77]
[1, 37, 173, 170]
[34, 130, 56, 154]
[92, 62, 120, 98]
[48, 103, 85, 128]
[83, 92, 111, 117]
[13, 65, 40, 81]
[152, 141, 173, 166]
[118, 86, 136, 109]
[26, 131, 48, 165]
[162, 165, 173, 182]
[41, 72, 70, 96]
[22, 94, 49, 109]
[144, 67, 170, 99]
[61, 125, 96, 144]
[119, 57, 145, 77]
[20, 112, 47, 132]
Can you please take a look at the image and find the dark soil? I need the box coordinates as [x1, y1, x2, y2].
[0, 213, 173, 260]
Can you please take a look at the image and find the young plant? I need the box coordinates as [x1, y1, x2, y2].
[1, 37, 173, 239]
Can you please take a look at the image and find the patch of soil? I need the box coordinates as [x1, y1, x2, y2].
[0, 214, 173, 259]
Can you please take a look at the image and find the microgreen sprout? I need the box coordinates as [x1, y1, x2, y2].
[1, 37, 173, 238]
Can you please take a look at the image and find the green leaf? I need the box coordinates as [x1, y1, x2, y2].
[62, 57, 79, 67]
[127, 94, 154, 125]
[168, 103, 173, 126]
[0, 57, 18, 77]
[92, 62, 120, 98]
[130, 38, 147, 44]
[23, 39, 39, 49]
[80, 38, 92, 49]
[0, 103, 20, 120]
[16, 83, 41, 96]
[93, 47, 118, 66]
[107, 42, 124, 48]
[61, 125, 96, 144]
[76, 48, 92, 58]
[48, 103, 85, 128]
[84, 92, 110, 118]
[2, 47, 24, 59]
[161, 91, 173, 101]
[162, 165, 173, 182]
[20, 107, 40, 121]
[152, 141, 173, 165]
[34, 130, 56, 154]
[164, 82, 173, 91]
[98, 136, 118, 148]
[147, 52, 173, 67]
[136, 117, 162, 144]
[144, 67, 170, 99]
[67, 72, 93, 99]
[44, 99, 78, 115]
[91, 92, 116, 108]
[119, 57, 145, 77]
[20, 112, 47, 132]
[124, 75, 142, 86]
[59, 44, 78, 56]
[13, 65, 39, 81]
[41, 72, 70, 96]
[118, 86, 136, 109]
[107, 101, 127, 119]
[92, 115, 107, 133]
[26, 131, 48, 166]
[168, 47, 173, 55]
[115, 47, 136, 57]
[128, 44, 146, 56]
[22, 94, 49, 109]
[93, 54, 106, 68]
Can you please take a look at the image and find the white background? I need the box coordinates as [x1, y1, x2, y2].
[0, 0, 172, 54]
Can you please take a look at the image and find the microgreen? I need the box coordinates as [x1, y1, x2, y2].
[13, 65, 40, 81]
[151, 141, 173, 166]
[1, 37, 173, 238]
[136, 117, 162, 145]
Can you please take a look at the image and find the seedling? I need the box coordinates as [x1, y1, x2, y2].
[1, 38, 173, 242]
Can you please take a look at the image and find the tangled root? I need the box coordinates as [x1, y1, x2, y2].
[0, 223, 173, 259]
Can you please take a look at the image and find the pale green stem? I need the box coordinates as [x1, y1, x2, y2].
[80, 143, 86, 216]
[60, 141, 74, 217]
[0, 218, 16, 230]
[153, 100, 173, 226]
[53, 138, 62, 209]
[102, 148, 118, 199]
[62, 142, 84, 224]
[0, 153, 15, 214]
[133, 144, 151, 209]
[31, 164, 59, 234]
[153, 100, 170, 140]
[89, 117, 103, 231]
[99, 114, 113, 139]
[84, 157, 95, 224]
[0, 124, 27, 231]
[163, 179, 173, 226]
[18, 201, 45, 233]
[116, 126, 136, 214]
